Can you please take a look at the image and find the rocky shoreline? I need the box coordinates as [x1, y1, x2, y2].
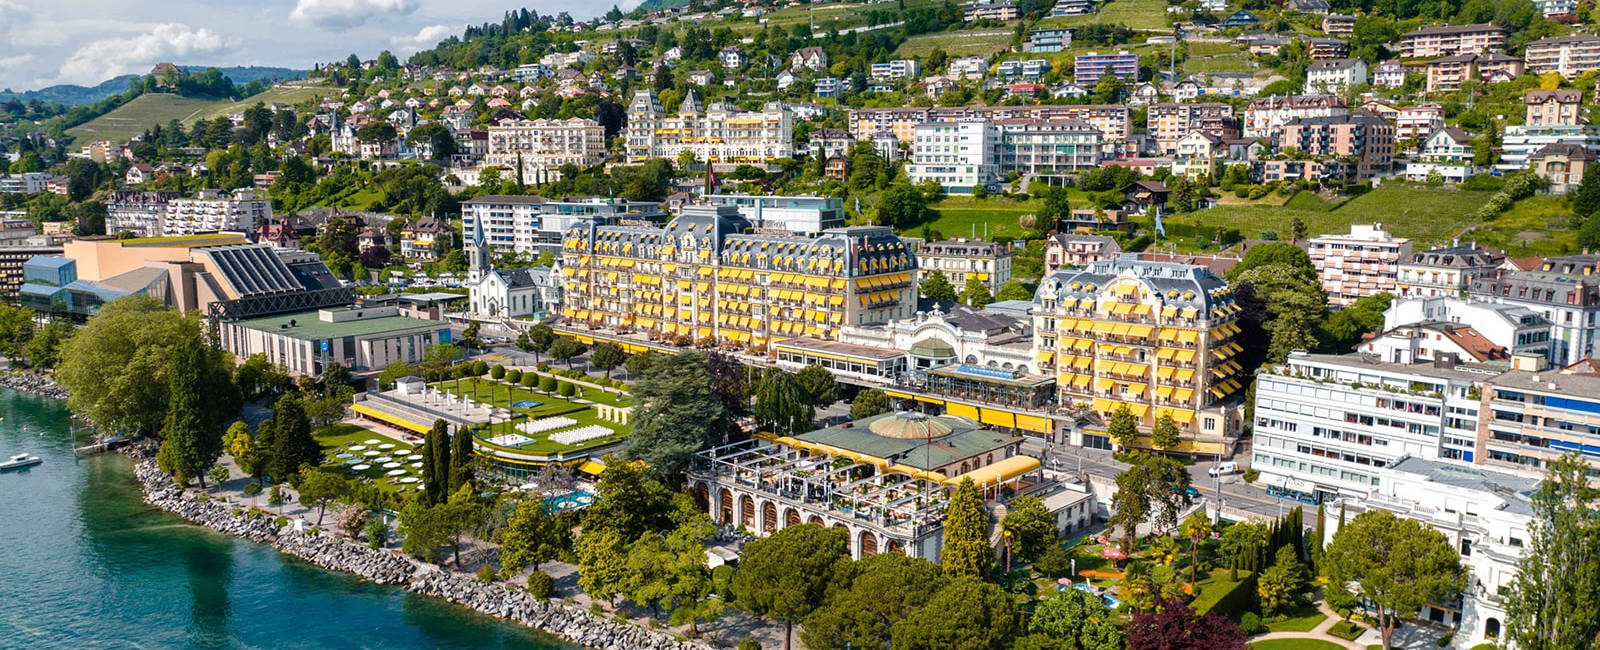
[0, 371, 70, 400]
[126, 450, 709, 650]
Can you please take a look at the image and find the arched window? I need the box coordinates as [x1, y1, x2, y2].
[1485, 618, 1500, 640]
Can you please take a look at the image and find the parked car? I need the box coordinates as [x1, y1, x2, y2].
[1208, 462, 1239, 477]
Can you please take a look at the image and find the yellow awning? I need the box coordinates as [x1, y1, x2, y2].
[351, 404, 432, 434]
[1177, 330, 1198, 344]
[1036, 350, 1055, 362]
[1174, 349, 1197, 363]
[945, 454, 1041, 487]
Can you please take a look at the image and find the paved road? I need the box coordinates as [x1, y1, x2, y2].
[1024, 441, 1296, 521]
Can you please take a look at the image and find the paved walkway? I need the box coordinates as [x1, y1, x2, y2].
[1251, 601, 1366, 650]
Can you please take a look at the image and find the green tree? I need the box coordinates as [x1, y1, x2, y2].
[1226, 242, 1315, 282]
[1257, 545, 1307, 615]
[1150, 414, 1180, 450]
[236, 353, 290, 398]
[663, 517, 723, 637]
[1219, 521, 1267, 581]
[962, 276, 994, 308]
[450, 424, 474, 488]
[0, 304, 36, 360]
[398, 498, 448, 560]
[266, 394, 320, 482]
[850, 388, 890, 419]
[223, 421, 264, 481]
[1324, 510, 1466, 650]
[427, 420, 453, 503]
[576, 526, 630, 603]
[298, 469, 349, 525]
[891, 577, 1019, 650]
[436, 482, 488, 566]
[1106, 403, 1139, 449]
[519, 323, 556, 363]
[377, 359, 419, 390]
[920, 269, 959, 302]
[1572, 171, 1600, 225]
[580, 454, 689, 541]
[1503, 453, 1600, 650]
[794, 364, 841, 408]
[996, 280, 1033, 302]
[1182, 511, 1211, 587]
[801, 554, 948, 650]
[549, 336, 587, 368]
[25, 320, 71, 369]
[1001, 493, 1055, 569]
[1111, 455, 1193, 549]
[622, 352, 725, 478]
[590, 342, 626, 378]
[500, 496, 566, 575]
[732, 524, 850, 650]
[754, 368, 814, 437]
[942, 478, 993, 579]
[1029, 588, 1124, 650]
[1235, 263, 1328, 364]
[157, 334, 228, 487]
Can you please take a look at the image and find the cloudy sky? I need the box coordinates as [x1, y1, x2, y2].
[0, 0, 634, 92]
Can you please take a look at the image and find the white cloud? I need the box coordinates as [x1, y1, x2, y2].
[390, 23, 454, 54]
[290, 0, 418, 29]
[54, 23, 229, 86]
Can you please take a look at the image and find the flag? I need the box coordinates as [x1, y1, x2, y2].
[1153, 208, 1166, 238]
[854, 196, 862, 214]
[704, 167, 715, 196]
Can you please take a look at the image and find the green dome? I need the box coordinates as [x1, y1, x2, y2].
[868, 411, 955, 440]
[909, 337, 956, 358]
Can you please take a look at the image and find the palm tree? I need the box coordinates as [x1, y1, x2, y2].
[1182, 511, 1211, 587]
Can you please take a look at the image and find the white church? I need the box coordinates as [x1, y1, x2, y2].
[465, 217, 562, 320]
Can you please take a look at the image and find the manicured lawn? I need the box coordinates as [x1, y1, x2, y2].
[435, 378, 630, 454]
[1188, 567, 1251, 615]
[1250, 639, 1347, 650]
[896, 29, 1016, 58]
[313, 423, 422, 494]
[1265, 605, 1329, 633]
[916, 195, 1045, 239]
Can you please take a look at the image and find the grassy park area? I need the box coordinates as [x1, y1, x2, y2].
[66, 94, 218, 142]
[1250, 640, 1348, 650]
[313, 423, 424, 494]
[1163, 184, 1497, 252]
[435, 377, 631, 454]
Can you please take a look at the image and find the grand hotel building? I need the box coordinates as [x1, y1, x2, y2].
[1033, 257, 1248, 454]
[558, 205, 917, 353]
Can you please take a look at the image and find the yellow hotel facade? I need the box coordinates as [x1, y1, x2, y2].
[1033, 256, 1248, 455]
[558, 205, 918, 352]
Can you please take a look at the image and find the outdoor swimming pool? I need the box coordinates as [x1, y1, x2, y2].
[1067, 582, 1124, 609]
[544, 489, 595, 512]
[510, 400, 544, 409]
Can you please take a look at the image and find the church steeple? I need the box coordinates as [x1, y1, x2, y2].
[468, 215, 491, 284]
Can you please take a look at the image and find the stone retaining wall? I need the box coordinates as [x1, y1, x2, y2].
[0, 371, 69, 400]
[126, 450, 708, 650]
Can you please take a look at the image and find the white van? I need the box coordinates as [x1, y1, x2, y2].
[1208, 462, 1239, 477]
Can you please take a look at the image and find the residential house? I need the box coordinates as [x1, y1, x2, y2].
[1402, 23, 1510, 58]
[1026, 28, 1074, 53]
[1120, 181, 1169, 216]
[790, 47, 830, 71]
[1528, 143, 1596, 193]
[1305, 58, 1367, 93]
[1127, 82, 1161, 105]
[1373, 61, 1408, 87]
[1393, 244, 1507, 298]
[1424, 52, 1525, 92]
[1525, 89, 1582, 127]
[1305, 37, 1351, 60]
[964, 2, 1020, 21]
[1074, 51, 1140, 85]
[1404, 127, 1478, 183]
[1396, 105, 1446, 140]
[1043, 233, 1122, 274]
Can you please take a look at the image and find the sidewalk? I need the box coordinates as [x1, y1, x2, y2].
[1250, 601, 1366, 650]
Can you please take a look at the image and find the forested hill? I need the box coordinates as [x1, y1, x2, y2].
[1, 66, 305, 106]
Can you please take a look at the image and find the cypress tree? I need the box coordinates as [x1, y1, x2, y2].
[268, 394, 319, 482]
[450, 425, 474, 489]
[422, 419, 446, 504]
[942, 478, 994, 580]
[160, 335, 226, 487]
[433, 424, 453, 499]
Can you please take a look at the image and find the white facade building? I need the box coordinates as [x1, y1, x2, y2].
[905, 121, 1001, 194]
[164, 189, 271, 236]
[1304, 58, 1368, 94]
[1252, 351, 1497, 500]
[1383, 295, 1553, 360]
[1307, 223, 1413, 307]
[460, 195, 661, 257]
[485, 118, 607, 184]
[704, 194, 846, 234]
[624, 90, 794, 164]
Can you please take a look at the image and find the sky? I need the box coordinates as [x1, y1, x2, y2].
[0, 0, 639, 92]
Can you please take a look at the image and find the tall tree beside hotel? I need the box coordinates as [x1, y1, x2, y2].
[732, 524, 849, 650]
[623, 352, 725, 479]
[1000, 494, 1054, 569]
[1111, 455, 1193, 550]
[500, 496, 567, 575]
[1024, 588, 1124, 650]
[1323, 510, 1465, 650]
[267, 394, 320, 483]
[157, 334, 228, 487]
[795, 364, 840, 408]
[849, 389, 890, 419]
[430, 421, 454, 502]
[942, 478, 994, 580]
[754, 368, 814, 437]
[1106, 403, 1139, 449]
[802, 554, 948, 650]
[590, 342, 626, 379]
[890, 577, 1019, 650]
[920, 269, 959, 302]
[962, 276, 993, 308]
[1504, 453, 1600, 650]
[58, 295, 239, 435]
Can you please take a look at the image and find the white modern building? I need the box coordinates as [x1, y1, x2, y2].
[1307, 223, 1413, 307]
[996, 118, 1103, 173]
[1304, 58, 1368, 94]
[1496, 124, 1600, 172]
[1252, 351, 1498, 500]
[870, 59, 921, 80]
[905, 121, 1001, 194]
[704, 194, 846, 234]
[217, 304, 451, 374]
[106, 190, 177, 237]
[164, 189, 272, 237]
[485, 118, 607, 184]
[460, 195, 663, 257]
[1383, 295, 1553, 360]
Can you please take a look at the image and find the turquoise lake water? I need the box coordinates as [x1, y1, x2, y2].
[0, 388, 579, 649]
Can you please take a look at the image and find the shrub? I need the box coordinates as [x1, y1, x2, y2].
[737, 639, 762, 650]
[558, 382, 577, 398]
[1242, 469, 1259, 483]
[365, 516, 388, 549]
[273, 516, 289, 528]
[490, 365, 506, 379]
[1329, 621, 1366, 641]
[232, 508, 244, 517]
[476, 565, 497, 584]
[506, 369, 522, 384]
[526, 570, 555, 598]
[711, 564, 736, 600]
[242, 482, 262, 496]
[520, 372, 537, 387]
[537, 362, 550, 372]
[1436, 633, 1454, 647]
[1239, 612, 1265, 634]
[539, 376, 557, 393]
[268, 485, 283, 505]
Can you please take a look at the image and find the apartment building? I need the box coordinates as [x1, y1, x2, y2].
[964, 1, 1019, 21]
[1253, 351, 1493, 500]
[1277, 114, 1396, 182]
[1535, 0, 1577, 17]
[869, 59, 921, 80]
[1469, 254, 1600, 366]
[1401, 23, 1509, 58]
[625, 89, 794, 164]
[163, 189, 271, 236]
[1373, 61, 1408, 87]
[1308, 223, 1413, 307]
[1323, 457, 1535, 648]
[1243, 95, 1348, 138]
[484, 117, 607, 183]
[1074, 51, 1140, 85]
[106, 190, 178, 237]
[1524, 89, 1582, 127]
[462, 195, 663, 257]
[1025, 28, 1074, 53]
[1305, 37, 1351, 60]
[1424, 52, 1524, 92]
[704, 194, 845, 234]
[0, 173, 53, 195]
[915, 239, 1012, 294]
[1033, 256, 1248, 454]
[851, 105, 1132, 147]
[1304, 58, 1367, 94]
[1396, 105, 1446, 140]
[1044, 233, 1122, 274]
[996, 118, 1103, 173]
[1528, 143, 1596, 193]
[905, 121, 1001, 194]
[1148, 103, 1238, 155]
[948, 56, 990, 79]
[1384, 295, 1553, 360]
[1523, 34, 1600, 79]
[1397, 244, 1505, 297]
[1321, 14, 1356, 36]
[1479, 359, 1600, 477]
[557, 205, 919, 353]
